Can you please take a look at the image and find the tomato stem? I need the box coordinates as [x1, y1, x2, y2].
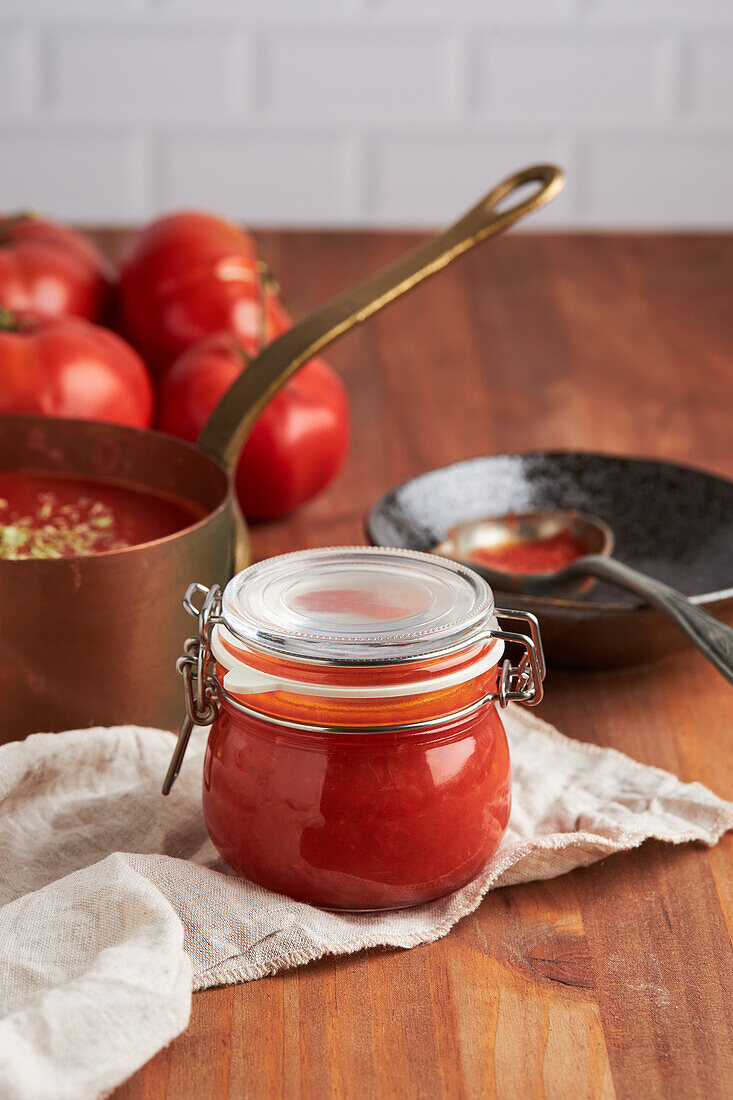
[0, 211, 37, 244]
[255, 259, 280, 353]
[0, 308, 30, 333]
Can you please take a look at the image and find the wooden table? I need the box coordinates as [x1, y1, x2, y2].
[101, 229, 733, 1099]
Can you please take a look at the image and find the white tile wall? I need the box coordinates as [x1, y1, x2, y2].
[370, 133, 574, 225]
[261, 30, 454, 123]
[0, 28, 38, 117]
[0, 131, 150, 220]
[0, 0, 730, 227]
[475, 32, 670, 123]
[585, 135, 733, 226]
[49, 28, 245, 122]
[686, 35, 733, 121]
[162, 132, 357, 223]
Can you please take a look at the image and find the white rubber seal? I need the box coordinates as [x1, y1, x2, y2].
[212, 624, 504, 700]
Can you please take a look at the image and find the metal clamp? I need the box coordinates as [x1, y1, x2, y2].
[492, 608, 546, 708]
[162, 583, 222, 795]
[161, 590, 547, 793]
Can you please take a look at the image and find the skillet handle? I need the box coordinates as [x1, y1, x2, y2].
[198, 163, 565, 470]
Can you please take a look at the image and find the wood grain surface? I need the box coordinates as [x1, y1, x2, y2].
[99, 229, 733, 1099]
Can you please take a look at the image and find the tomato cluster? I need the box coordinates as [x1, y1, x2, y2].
[0, 210, 350, 520]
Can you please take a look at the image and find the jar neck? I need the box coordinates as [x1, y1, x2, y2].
[212, 624, 503, 728]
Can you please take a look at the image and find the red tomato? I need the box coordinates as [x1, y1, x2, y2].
[118, 211, 261, 376]
[158, 299, 350, 520]
[0, 213, 113, 322]
[0, 310, 153, 428]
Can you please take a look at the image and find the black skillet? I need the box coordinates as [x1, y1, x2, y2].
[366, 451, 733, 670]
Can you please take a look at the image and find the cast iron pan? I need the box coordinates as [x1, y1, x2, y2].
[366, 451, 733, 670]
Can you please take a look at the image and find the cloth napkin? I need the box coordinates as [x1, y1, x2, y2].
[0, 709, 731, 1100]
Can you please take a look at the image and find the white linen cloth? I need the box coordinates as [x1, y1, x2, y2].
[0, 708, 731, 1100]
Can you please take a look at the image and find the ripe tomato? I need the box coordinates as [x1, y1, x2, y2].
[158, 297, 350, 520]
[0, 310, 153, 428]
[118, 211, 261, 376]
[0, 213, 113, 322]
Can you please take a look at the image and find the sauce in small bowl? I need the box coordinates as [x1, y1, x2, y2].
[469, 530, 586, 575]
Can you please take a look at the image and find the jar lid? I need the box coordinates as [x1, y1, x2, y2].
[220, 546, 494, 664]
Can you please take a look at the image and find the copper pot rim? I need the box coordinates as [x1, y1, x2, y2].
[0, 414, 233, 567]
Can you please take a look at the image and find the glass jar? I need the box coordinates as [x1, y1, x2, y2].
[163, 547, 545, 911]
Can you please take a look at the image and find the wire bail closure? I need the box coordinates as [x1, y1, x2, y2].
[161, 583, 222, 795]
[162, 585, 546, 794]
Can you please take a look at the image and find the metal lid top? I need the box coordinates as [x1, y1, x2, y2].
[221, 546, 494, 664]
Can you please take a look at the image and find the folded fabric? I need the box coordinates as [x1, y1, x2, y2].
[1, 708, 731, 1100]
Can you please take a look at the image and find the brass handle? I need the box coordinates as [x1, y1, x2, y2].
[199, 163, 565, 469]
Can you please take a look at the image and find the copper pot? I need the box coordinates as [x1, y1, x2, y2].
[0, 165, 564, 743]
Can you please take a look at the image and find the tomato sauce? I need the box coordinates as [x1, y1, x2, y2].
[471, 530, 585, 574]
[203, 700, 511, 911]
[0, 471, 205, 559]
[192, 546, 536, 911]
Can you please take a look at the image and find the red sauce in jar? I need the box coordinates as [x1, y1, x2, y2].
[471, 530, 585, 574]
[203, 700, 511, 911]
[0, 471, 205, 559]
[192, 547, 535, 911]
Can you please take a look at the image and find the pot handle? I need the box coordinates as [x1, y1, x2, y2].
[198, 163, 565, 470]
